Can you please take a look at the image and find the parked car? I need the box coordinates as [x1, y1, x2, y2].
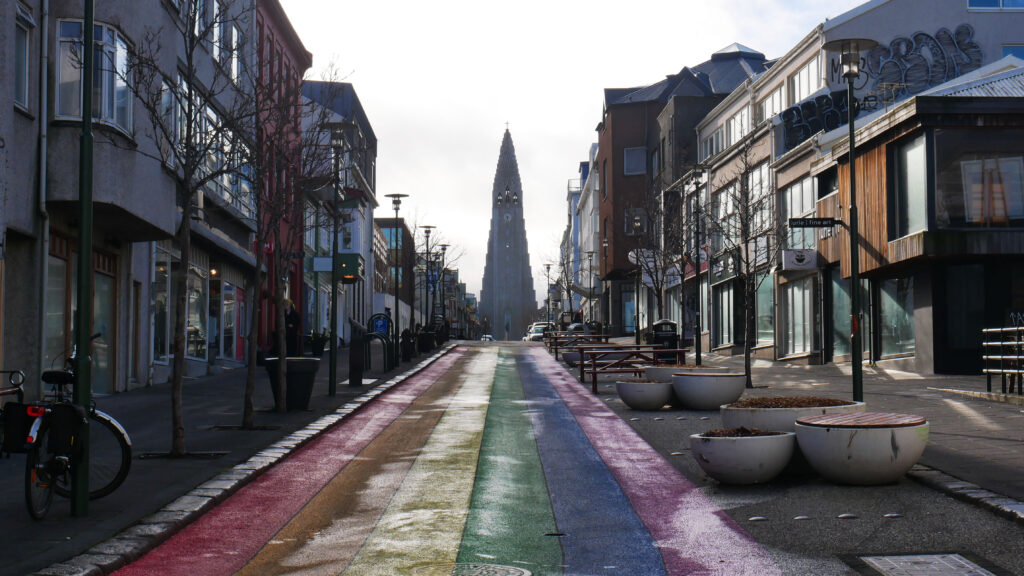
[480, 334, 494, 341]
[525, 324, 549, 342]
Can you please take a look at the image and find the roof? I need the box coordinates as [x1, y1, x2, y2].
[920, 56, 1024, 98]
[603, 43, 767, 107]
[302, 81, 377, 146]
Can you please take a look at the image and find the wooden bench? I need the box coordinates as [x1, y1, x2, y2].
[564, 343, 663, 368]
[547, 333, 610, 361]
[580, 347, 687, 393]
[794, 412, 929, 485]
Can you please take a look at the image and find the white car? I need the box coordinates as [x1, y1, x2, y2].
[480, 334, 494, 341]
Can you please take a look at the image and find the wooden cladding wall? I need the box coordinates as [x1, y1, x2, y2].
[817, 192, 843, 263]
[839, 145, 889, 278]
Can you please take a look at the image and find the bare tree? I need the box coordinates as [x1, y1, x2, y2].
[703, 138, 781, 387]
[121, 0, 259, 454]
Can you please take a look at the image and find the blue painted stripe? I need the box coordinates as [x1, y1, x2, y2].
[517, 351, 666, 576]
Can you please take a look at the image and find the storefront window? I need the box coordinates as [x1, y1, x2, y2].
[879, 276, 915, 357]
[93, 273, 115, 394]
[756, 278, 774, 346]
[713, 282, 734, 347]
[223, 283, 235, 360]
[935, 128, 1024, 228]
[831, 270, 851, 357]
[186, 266, 208, 359]
[152, 250, 171, 363]
[44, 257, 68, 367]
[783, 276, 814, 356]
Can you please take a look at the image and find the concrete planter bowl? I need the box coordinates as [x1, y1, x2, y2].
[671, 371, 746, 410]
[615, 380, 673, 411]
[795, 413, 930, 485]
[690, 431, 796, 485]
[720, 399, 866, 432]
[643, 364, 728, 382]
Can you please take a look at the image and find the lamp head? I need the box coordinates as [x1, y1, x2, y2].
[823, 38, 878, 80]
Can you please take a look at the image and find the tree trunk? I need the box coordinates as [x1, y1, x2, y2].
[241, 243, 264, 429]
[744, 275, 756, 389]
[274, 252, 288, 413]
[170, 212, 191, 457]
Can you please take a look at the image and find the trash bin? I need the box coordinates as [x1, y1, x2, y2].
[651, 319, 679, 362]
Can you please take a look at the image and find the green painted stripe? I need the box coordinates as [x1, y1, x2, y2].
[341, 349, 496, 575]
[457, 349, 563, 573]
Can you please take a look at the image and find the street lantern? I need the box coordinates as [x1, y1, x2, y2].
[585, 251, 595, 324]
[690, 166, 705, 366]
[326, 119, 359, 395]
[421, 225, 434, 332]
[823, 37, 877, 402]
[385, 193, 408, 365]
[544, 264, 552, 324]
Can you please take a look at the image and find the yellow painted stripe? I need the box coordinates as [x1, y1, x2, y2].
[341, 348, 497, 575]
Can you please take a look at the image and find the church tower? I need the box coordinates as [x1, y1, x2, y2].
[480, 129, 537, 340]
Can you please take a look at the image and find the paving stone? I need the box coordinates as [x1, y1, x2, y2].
[189, 488, 223, 498]
[65, 553, 125, 573]
[139, 509, 192, 525]
[119, 522, 175, 539]
[29, 563, 101, 576]
[86, 537, 149, 561]
[163, 494, 213, 514]
[199, 478, 242, 491]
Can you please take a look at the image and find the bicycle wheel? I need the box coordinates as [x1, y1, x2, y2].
[25, 427, 56, 520]
[54, 410, 131, 500]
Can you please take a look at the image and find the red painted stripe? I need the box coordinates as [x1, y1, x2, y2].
[111, 351, 463, 576]
[530, 349, 782, 576]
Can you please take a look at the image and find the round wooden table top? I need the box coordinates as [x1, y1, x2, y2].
[796, 412, 927, 428]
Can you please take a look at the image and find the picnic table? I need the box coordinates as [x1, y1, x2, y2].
[580, 346, 687, 393]
[546, 333, 610, 360]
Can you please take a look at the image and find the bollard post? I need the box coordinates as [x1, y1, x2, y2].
[349, 320, 365, 387]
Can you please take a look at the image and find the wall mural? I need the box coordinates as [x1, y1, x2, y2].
[864, 23, 983, 97]
[782, 23, 984, 153]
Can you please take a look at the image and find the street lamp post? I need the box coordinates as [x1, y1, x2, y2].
[824, 38, 877, 403]
[544, 264, 551, 324]
[327, 119, 358, 395]
[690, 167, 705, 366]
[438, 243, 449, 341]
[421, 225, 434, 338]
[632, 215, 643, 344]
[385, 194, 407, 365]
[586, 251, 595, 325]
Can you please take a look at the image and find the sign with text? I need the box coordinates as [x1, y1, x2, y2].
[789, 217, 839, 228]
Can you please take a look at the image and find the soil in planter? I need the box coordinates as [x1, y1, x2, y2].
[727, 396, 854, 409]
[702, 427, 785, 437]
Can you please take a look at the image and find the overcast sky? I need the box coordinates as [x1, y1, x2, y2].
[279, 0, 866, 306]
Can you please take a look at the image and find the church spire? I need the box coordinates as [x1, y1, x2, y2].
[480, 130, 536, 340]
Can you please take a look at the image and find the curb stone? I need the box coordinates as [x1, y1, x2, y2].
[908, 464, 1024, 526]
[29, 345, 458, 576]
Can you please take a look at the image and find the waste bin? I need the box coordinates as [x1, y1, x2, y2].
[651, 319, 679, 362]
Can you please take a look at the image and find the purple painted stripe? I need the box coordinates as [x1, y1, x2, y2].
[530, 348, 782, 576]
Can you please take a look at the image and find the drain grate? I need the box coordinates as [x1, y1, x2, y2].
[860, 554, 997, 575]
[410, 564, 532, 576]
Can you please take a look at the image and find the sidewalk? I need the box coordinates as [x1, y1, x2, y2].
[0, 344, 444, 576]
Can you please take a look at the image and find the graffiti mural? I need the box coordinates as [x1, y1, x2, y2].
[864, 23, 983, 97]
[782, 24, 985, 153]
[781, 90, 854, 152]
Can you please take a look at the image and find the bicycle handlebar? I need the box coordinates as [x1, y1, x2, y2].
[0, 370, 25, 402]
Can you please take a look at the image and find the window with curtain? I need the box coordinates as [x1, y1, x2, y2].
[15, 4, 35, 108]
[783, 176, 817, 249]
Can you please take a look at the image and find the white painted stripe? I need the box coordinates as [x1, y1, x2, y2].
[342, 349, 497, 575]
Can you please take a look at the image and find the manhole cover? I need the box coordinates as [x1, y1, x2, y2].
[860, 554, 997, 575]
[410, 564, 531, 576]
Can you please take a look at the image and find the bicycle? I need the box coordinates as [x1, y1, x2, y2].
[2, 335, 132, 519]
